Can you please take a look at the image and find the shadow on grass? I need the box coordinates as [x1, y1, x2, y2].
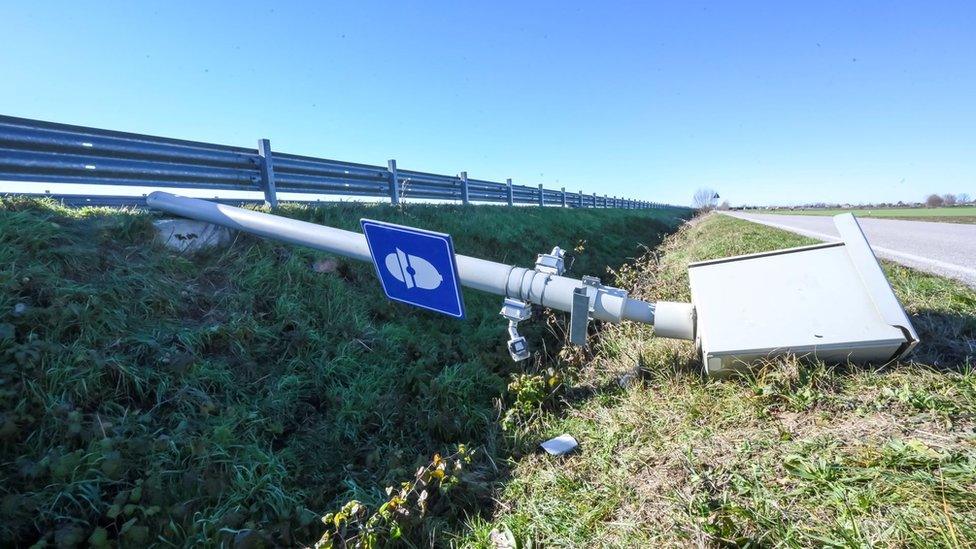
[538, 303, 975, 440]
[909, 309, 976, 369]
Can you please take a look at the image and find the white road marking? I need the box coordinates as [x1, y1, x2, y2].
[726, 213, 976, 279]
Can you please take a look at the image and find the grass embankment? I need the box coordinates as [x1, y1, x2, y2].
[465, 214, 976, 547]
[770, 207, 976, 224]
[0, 197, 689, 547]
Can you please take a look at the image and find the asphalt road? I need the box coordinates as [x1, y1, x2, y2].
[725, 212, 976, 288]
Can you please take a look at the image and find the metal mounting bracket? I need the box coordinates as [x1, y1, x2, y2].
[570, 276, 601, 345]
[535, 246, 566, 275]
[500, 298, 533, 361]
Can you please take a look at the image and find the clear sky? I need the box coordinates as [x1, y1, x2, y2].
[2, 1, 974, 206]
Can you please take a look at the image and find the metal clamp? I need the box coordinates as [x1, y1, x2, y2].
[535, 246, 565, 275]
[500, 247, 592, 358]
[499, 298, 532, 361]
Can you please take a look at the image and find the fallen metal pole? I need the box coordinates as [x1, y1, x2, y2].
[146, 191, 696, 338]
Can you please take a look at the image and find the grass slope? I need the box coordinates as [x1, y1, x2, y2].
[0, 197, 689, 547]
[770, 207, 976, 224]
[463, 214, 976, 547]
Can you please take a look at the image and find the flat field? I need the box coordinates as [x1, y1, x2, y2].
[769, 206, 976, 224]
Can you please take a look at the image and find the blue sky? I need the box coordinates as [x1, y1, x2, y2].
[2, 1, 973, 206]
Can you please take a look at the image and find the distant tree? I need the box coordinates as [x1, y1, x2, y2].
[942, 193, 958, 206]
[958, 193, 972, 204]
[925, 194, 945, 208]
[717, 200, 730, 211]
[692, 188, 720, 210]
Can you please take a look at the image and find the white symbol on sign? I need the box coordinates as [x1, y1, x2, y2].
[385, 248, 443, 290]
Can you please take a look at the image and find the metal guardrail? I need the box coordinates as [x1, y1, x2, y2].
[0, 115, 676, 209]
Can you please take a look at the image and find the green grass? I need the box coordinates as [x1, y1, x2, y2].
[769, 206, 976, 224]
[461, 214, 976, 548]
[0, 196, 691, 547]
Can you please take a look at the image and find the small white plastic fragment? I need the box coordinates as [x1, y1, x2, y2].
[540, 434, 578, 455]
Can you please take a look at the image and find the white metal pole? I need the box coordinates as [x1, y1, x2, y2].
[146, 192, 693, 334]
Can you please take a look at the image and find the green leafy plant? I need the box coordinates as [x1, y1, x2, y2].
[315, 446, 474, 548]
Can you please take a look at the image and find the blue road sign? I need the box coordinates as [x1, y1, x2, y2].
[360, 219, 466, 318]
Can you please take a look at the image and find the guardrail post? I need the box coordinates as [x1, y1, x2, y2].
[387, 159, 400, 205]
[506, 178, 514, 206]
[460, 171, 470, 205]
[577, 190, 583, 208]
[257, 139, 278, 208]
[538, 184, 544, 207]
[561, 187, 567, 207]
